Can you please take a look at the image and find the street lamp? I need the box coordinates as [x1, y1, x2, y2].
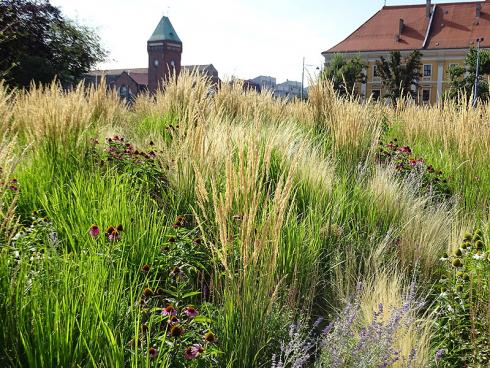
[301, 57, 320, 100]
[473, 37, 484, 107]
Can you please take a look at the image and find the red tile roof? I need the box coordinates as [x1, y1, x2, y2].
[428, 1, 490, 48]
[324, 1, 490, 54]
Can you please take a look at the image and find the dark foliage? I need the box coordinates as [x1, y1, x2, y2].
[0, 0, 106, 88]
[447, 47, 490, 103]
[321, 53, 366, 97]
[375, 50, 422, 105]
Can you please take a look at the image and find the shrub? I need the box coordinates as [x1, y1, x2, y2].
[316, 283, 419, 368]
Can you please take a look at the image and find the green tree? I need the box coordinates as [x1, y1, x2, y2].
[322, 53, 366, 96]
[447, 47, 490, 103]
[375, 50, 422, 105]
[0, 0, 106, 88]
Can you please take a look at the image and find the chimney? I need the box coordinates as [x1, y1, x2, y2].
[476, 3, 482, 18]
[399, 18, 405, 34]
[426, 0, 432, 18]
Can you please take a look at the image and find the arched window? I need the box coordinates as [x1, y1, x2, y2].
[120, 85, 127, 97]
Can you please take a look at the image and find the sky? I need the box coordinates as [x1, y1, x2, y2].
[50, 0, 474, 84]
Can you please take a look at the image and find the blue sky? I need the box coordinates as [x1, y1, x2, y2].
[50, 0, 473, 83]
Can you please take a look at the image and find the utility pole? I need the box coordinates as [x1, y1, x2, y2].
[301, 58, 320, 100]
[301, 57, 305, 100]
[473, 37, 484, 107]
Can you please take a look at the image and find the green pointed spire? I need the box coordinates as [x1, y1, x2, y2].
[148, 16, 181, 43]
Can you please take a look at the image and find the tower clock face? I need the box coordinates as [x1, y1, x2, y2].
[154, 60, 159, 67]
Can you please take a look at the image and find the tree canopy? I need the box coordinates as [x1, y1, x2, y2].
[375, 50, 422, 105]
[447, 47, 490, 103]
[0, 0, 106, 88]
[322, 53, 366, 96]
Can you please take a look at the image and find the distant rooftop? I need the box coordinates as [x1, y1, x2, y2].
[86, 65, 219, 86]
[324, 1, 490, 54]
[148, 16, 181, 43]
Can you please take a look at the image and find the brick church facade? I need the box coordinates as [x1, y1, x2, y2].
[85, 16, 219, 100]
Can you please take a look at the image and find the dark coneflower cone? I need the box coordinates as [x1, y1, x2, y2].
[168, 315, 179, 325]
[170, 266, 183, 278]
[475, 240, 484, 251]
[203, 331, 216, 343]
[452, 258, 463, 268]
[169, 324, 184, 337]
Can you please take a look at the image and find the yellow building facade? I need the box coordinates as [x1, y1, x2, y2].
[322, 1, 490, 105]
[355, 50, 466, 104]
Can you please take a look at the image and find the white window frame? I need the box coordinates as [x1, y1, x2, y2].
[373, 65, 380, 79]
[423, 64, 432, 78]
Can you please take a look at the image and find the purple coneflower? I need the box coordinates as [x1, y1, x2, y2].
[162, 304, 177, 316]
[398, 146, 412, 154]
[184, 305, 199, 318]
[88, 224, 100, 238]
[108, 229, 121, 242]
[184, 344, 204, 360]
[148, 347, 158, 359]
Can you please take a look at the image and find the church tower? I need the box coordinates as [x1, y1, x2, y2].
[147, 16, 182, 93]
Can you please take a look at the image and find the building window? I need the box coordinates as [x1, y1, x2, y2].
[373, 65, 380, 78]
[372, 89, 381, 101]
[423, 64, 432, 77]
[422, 89, 430, 104]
